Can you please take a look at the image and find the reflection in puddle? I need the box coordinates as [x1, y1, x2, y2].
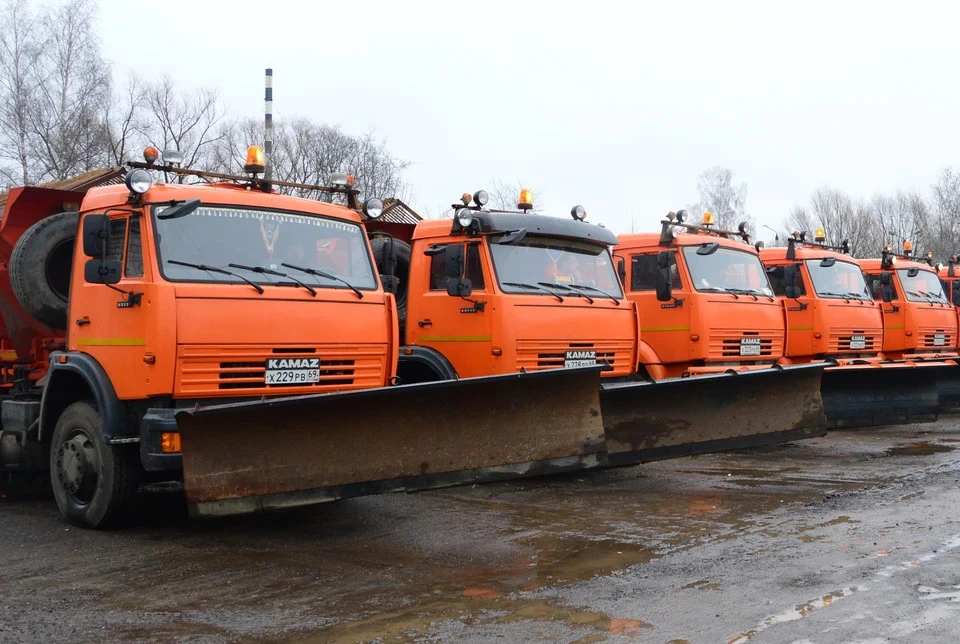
[885, 441, 954, 456]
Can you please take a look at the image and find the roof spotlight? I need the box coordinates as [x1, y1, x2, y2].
[473, 190, 489, 207]
[571, 205, 587, 221]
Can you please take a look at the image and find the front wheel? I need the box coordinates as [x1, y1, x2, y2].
[49, 401, 140, 529]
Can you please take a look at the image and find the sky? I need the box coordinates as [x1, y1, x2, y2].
[97, 0, 960, 243]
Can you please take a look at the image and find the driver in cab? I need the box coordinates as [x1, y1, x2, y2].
[551, 253, 582, 286]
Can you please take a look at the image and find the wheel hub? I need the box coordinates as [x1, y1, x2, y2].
[56, 434, 97, 502]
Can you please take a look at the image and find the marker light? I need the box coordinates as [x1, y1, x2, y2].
[362, 197, 384, 219]
[160, 432, 181, 454]
[143, 146, 160, 164]
[244, 146, 265, 174]
[125, 169, 153, 195]
[675, 210, 687, 224]
[162, 149, 184, 166]
[571, 205, 587, 221]
[815, 227, 826, 242]
[903, 240, 913, 254]
[456, 208, 473, 228]
[518, 188, 533, 210]
[461, 193, 472, 206]
[702, 211, 715, 225]
[473, 190, 489, 207]
[330, 173, 356, 187]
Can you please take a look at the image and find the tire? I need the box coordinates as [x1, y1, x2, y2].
[10, 211, 79, 329]
[49, 401, 139, 529]
[370, 237, 411, 328]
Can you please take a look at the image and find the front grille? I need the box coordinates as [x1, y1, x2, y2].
[708, 329, 784, 361]
[829, 330, 878, 353]
[921, 331, 953, 349]
[516, 339, 634, 377]
[176, 344, 388, 397]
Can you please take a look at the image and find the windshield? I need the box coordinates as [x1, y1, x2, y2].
[897, 268, 949, 303]
[805, 259, 872, 300]
[489, 236, 623, 298]
[681, 246, 773, 296]
[154, 205, 378, 290]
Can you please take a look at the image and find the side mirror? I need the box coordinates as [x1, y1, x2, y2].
[696, 242, 720, 256]
[907, 267, 919, 278]
[879, 272, 891, 285]
[656, 250, 672, 302]
[783, 263, 802, 298]
[446, 277, 473, 298]
[881, 285, 893, 303]
[496, 229, 527, 245]
[84, 259, 121, 285]
[380, 274, 399, 295]
[952, 282, 960, 305]
[616, 257, 626, 286]
[82, 214, 110, 258]
[819, 257, 836, 268]
[442, 244, 473, 298]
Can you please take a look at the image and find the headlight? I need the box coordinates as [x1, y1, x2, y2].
[456, 208, 473, 228]
[363, 197, 384, 219]
[125, 169, 153, 195]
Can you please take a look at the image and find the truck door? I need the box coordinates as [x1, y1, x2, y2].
[71, 214, 157, 398]
[866, 271, 905, 354]
[407, 241, 494, 378]
[628, 251, 690, 364]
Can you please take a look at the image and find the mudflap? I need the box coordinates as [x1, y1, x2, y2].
[175, 366, 605, 518]
[822, 363, 941, 428]
[599, 363, 827, 466]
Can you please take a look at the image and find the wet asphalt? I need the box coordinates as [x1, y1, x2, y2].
[2, 420, 960, 643]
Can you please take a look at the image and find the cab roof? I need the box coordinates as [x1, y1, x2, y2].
[760, 245, 854, 263]
[414, 211, 619, 246]
[81, 182, 364, 224]
[616, 230, 755, 252]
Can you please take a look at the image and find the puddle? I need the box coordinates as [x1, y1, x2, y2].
[885, 441, 954, 456]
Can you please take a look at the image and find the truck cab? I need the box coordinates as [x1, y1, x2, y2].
[0, 146, 398, 527]
[392, 191, 638, 382]
[613, 210, 785, 379]
[859, 244, 958, 360]
[760, 231, 882, 364]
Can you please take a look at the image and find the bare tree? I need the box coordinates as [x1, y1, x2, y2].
[695, 166, 750, 231]
[103, 72, 146, 165]
[141, 76, 225, 174]
[0, 0, 40, 185]
[925, 168, 960, 262]
[27, 0, 111, 180]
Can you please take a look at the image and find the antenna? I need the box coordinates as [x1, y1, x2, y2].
[264, 68, 273, 182]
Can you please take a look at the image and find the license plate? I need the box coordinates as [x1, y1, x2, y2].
[935, 333, 946, 347]
[265, 357, 321, 384]
[740, 338, 762, 356]
[850, 335, 866, 350]
[564, 350, 597, 368]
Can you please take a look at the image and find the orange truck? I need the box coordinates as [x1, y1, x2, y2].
[760, 231, 941, 427]
[858, 243, 960, 413]
[608, 210, 827, 450]
[366, 199, 827, 464]
[0, 148, 607, 528]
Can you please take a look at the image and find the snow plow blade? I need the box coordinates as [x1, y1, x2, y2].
[935, 359, 960, 414]
[600, 363, 827, 466]
[175, 366, 606, 518]
[821, 361, 943, 428]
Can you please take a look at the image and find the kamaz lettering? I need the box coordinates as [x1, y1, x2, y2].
[266, 358, 320, 369]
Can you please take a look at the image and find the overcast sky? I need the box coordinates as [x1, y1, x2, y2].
[98, 0, 960, 241]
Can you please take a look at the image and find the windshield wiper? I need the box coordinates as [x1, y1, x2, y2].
[167, 260, 264, 294]
[845, 292, 868, 304]
[725, 288, 761, 301]
[503, 281, 564, 302]
[568, 283, 624, 304]
[700, 286, 739, 299]
[819, 291, 852, 303]
[539, 282, 594, 303]
[916, 289, 947, 306]
[281, 262, 362, 299]
[228, 263, 317, 296]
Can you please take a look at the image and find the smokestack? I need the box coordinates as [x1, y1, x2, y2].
[264, 68, 273, 181]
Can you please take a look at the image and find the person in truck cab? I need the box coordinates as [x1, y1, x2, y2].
[551, 252, 583, 285]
